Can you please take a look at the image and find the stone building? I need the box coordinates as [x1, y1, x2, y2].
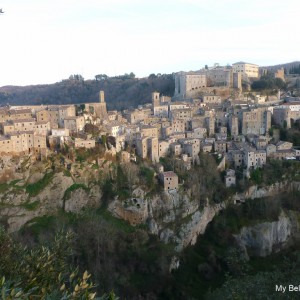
[192, 127, 207, 139]
[170, 108, 193, 121]
[148, 137, 159, 162]
[244, 150, 266, 169]
[274, 68, 285, 81]
[0, 135, 13, 153]
[75, 138, 96, 149]
[172, 119, 185, 133]
[124, 108, 152, 124]
[239, 108, 271, 135]
[86, 91, 108, 119]
[158, 140, 170, 157]
[36, 105, 76, 127]
[0, 131, 47, 155]
[152, 92, 160, 110]
[153, 105, 169, 118]
[139, 125, 158, 138]
[64, 116, 85, 133]
[170, 142, 182, 156]
[135, 137, 148, 159]
[225, 169, 236, 187]
[273, 104, 300, 129]
[228, 115, 239, 137]
[0, 108, 32, 123]
[159, 171, 179, 191]
[179, 138, 201, 160]
[1, 118, 36, 134]
[174, 72, 207, 99]
[201, 142, 213, 153]
[205, 115, 215, 136]
[232, 62, 259, 79]
[202, 95, 221, 104]
[214, 141, 227, 153]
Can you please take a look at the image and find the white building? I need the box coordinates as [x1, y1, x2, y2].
[232, 62, 259, 79]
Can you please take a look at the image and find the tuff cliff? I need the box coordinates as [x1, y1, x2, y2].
[0, 155, 102, 232]
[108, 187, 225, 252]
[2, 154, 300, 258]
[234, 210, 300, 257]
[108, 181, 300, 253]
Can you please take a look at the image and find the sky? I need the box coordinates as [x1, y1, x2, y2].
[0, 0, 299, 86]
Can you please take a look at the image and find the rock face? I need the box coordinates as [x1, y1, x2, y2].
[0, 157, 103, 232]
[2, 154, 300, 258]
[232, 181, 300, 203]
[234, 211, 300, 257]
[108, 188, 148, 225]
[109, 187, 225, 252]
[174, 203, 225, 252]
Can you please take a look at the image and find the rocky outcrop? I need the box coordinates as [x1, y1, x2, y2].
[174, 203, 225, 251]
[0, 159, 103, 232]
[234, 211, 300, 257]
[232, 181, 300, 203]
[109, 187, 225, 252]
[108, 188, 149, 225]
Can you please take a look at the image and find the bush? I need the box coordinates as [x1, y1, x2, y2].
[26, 172, 54, 197]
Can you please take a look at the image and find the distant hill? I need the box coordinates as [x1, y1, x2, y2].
[261, 61, 300, 73]
[0, 74, 175, 111]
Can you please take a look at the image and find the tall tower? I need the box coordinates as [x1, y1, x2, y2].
[152, 92, 160, 109]
[99, 91, 105, 103]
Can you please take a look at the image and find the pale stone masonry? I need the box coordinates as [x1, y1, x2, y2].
[0, 131, 47, 155]
[232, 62, 259, 79]
[75, 138, 96, 149]
[64, 116, 85, 133]
[1, 72, 300, 171]
[86, 91, 108, 119]
[159, 171, 179, 191]
[273, 103, 300, 129]
[239, 108, 271, 136]
[36, 105, 76, 127]
[174, 72, 207, 99]
[225, 169, 236, 188]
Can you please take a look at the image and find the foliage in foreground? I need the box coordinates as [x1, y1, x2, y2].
[0, 226, 117, 299]
[207, 256, 300, 300]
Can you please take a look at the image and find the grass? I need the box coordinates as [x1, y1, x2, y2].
[0, 183, 9, 193]
[0, 180, 24, 194]
[21, 215, 56, 236]
[96, 207, 135, 233]
[63, 169, 72, 177]
[20, 200, 40, 211]
[26, 172, 54, 197]
[63, 183, 89, 201]
[91, 164, 99, 170]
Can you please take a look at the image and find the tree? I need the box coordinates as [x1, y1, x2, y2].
[148, 73, 157, 80]
[0, 227, 103, 299]
[85, 124, 100, 136]
[129, 72, 135, 79]
[95, 74, 108, 81]
[69, 74, 84, 81]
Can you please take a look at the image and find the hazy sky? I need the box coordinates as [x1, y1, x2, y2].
[0, 0, 299, 86]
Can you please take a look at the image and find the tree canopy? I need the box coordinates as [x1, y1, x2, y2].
[251, 75, 286, 91]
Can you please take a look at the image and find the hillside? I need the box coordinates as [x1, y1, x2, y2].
[0, 74, 175, 111]
[262, 61, 300, 73]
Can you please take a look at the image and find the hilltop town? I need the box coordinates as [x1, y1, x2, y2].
[1, 62, 300, 299]
[1, 61, 299, 191]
